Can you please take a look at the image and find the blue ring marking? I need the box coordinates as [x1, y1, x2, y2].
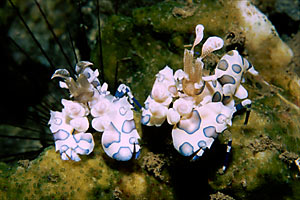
[112, 147, 133, 161]
[122, 119, 136, 134]
[177, 110, 201, 135]
[83, 71, 91, 79]
[73, 134, 93, 144]
[53, 129, 70, 141]
[222, 95, 231, 105]
[203, 126, 217, 138]
[69, 150, 79, 162]
[195, 81, 205, 95]
[54, 117, 62, 125]
[218, 75, 236, 86]
[179, 142, 194, 156]
[119, 106, 127, 116]
[144, 102, 149, 110]
[217, 59, 229, 71]
[103, 122, 121, 148]
[247, 60, 252, 70]
[157, 74, 165, 82]
[60, 145, 69, 153]
[74, 146, 90, 154]
[149, 92, 154, 99]
[129, 137, 136, 144]
[141, 114, 151, 125]
[212, 80, 217, 88]
[92, 80, 100, 87]
[198, 140, 207, 148]
[232, 64, 242, 74]
[69, 151, 74, 161]
[212, 91, 222, 102]
[216, 114, 226, 124]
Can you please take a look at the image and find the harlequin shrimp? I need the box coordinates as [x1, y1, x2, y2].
[48, 61, 96, 161]
[91, 84, 142, 161]
[48, 108, 94, 162]
[142, 24, 259, 171]
[49, 61, 141, 161]
[141, 66, 177, 127]
[141, 25, 225, 127]
[171, 102, 234, 160]
[177, 24, 225, 106]
[202, 48, 259, 126]
[202, 50, 258, 109]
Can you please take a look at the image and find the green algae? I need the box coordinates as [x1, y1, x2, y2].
[132, 0, 236, 35]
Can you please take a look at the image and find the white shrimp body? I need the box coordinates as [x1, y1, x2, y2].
[172, 102, 234, 160]
[92, 95, 141, 161]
